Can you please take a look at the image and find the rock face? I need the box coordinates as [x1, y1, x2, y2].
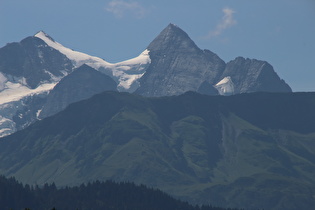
[39, 64, 117, 119]
[0, 24, 292, 137]
[135, 24, 226, 96]
[0, 36, 73, 88]
[0, 35, 74, 137]
[220, 57, 292, 94]
[135, 24, 291, 96]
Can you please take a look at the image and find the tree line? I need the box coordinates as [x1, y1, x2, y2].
[0, 175, 243, 210]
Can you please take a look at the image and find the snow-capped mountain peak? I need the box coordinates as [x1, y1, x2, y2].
[35, 31, 55, 42]
[34, 31, 111, 68]
[34, 31, 151, 91]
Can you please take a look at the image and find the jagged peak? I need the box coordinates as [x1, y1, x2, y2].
[232, 56, 268, 64]
[159, 23, 188, 38]
[167, 23, 179, 29]
[75, 64, 97, 72]
[147, 23, 199, 52]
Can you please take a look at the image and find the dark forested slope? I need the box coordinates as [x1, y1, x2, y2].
[0, 91, 315, 210]
[0, 175, 240, 210]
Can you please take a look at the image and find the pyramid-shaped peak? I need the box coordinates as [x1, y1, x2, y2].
[34, 30, 55, 43]
[147, 23, 199, 53]
[75, 64, 98, 72]
[166, 23, 180, 29]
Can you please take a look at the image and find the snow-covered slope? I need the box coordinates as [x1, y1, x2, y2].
[0, 31, 150, 105]
[35, 31, 112, 68]
[215, 76, 235, 95]
[0, 77, 54, 137]
[111, 49, 150, 91]
[0, 79, 56, 105]
[35, 31, 151, 91]
[0, 31, 152, 138]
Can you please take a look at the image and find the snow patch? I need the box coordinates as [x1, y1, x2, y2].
[0, 117, 11, 124]
[36, 108, 43, 119]
[0, 81, 56, 105]
[0, 128, 13, 137]
[215, 76, 235, 96]
[0, 116, 16, 138]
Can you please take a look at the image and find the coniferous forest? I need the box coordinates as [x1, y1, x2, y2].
[0, 175, 243, 210]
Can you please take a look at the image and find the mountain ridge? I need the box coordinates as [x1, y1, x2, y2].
[0, 23, 292, 137]
[38, 64, 118, 119]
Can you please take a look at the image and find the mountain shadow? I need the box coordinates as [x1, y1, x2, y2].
[0, 91, 315, 210]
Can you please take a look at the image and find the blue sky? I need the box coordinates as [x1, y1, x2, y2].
[1, 0, 314, 91]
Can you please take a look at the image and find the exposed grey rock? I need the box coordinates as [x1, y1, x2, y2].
[219, 57, 292, 94]
[135, 24, 226, 97]
[0, 36, 73, 89]
[0, 93, 47, 137]
[13, 93, 48, 130]
[0, 25, 293, 137]
[39, 64, 117, 119]
[135, 24, 291, 97]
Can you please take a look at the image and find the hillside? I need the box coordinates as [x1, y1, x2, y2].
[0, 91, 315, 209]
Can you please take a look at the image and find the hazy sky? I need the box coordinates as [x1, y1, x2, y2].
[1, 0, 314, 91]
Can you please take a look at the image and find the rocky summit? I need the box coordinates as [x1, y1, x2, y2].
[0, 35, 73, 89]
[38, 64, 117, 119]
[221, 57, 291, 94]
[136, 24, 291, 96]
[136, 24, 226, 96]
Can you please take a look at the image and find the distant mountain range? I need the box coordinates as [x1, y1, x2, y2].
[0, 91, 314, 210]
[0, 24, 291, 137]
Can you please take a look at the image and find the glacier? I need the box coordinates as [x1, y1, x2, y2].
[35, 31, 151, 91]
[0, 31, 151, 138]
